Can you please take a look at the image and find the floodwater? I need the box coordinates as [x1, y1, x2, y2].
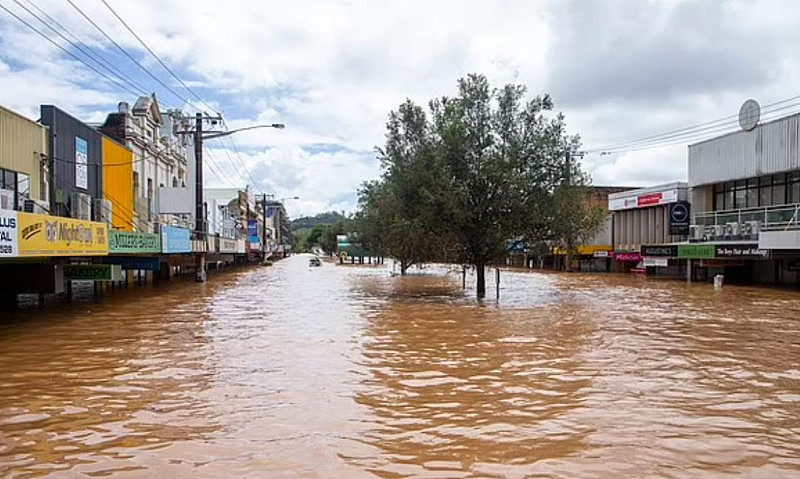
[1, 256, 799, 478]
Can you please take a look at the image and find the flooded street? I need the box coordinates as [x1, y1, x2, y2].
[1, 255, 799, 478]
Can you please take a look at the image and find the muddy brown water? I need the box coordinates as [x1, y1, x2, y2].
[1, 255, 799, 478]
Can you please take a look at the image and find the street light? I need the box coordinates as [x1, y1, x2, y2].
[182, 114, 285, 282]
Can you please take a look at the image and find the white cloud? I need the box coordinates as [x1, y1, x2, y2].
[1, 0, 799, 216]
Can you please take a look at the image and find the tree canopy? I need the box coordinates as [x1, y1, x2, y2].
[355, 73, 603, 296]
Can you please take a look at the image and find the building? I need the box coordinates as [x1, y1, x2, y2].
[101, 136, 134, 231]
[609, 182, 690, 274]
[40, 105, 103, 220]
[686, 105, 800, 285]
[204, 188, 242, 239]
[99, 95, 193, 232]
[265, 200, 291, 257]
[0, 105, 49, 212]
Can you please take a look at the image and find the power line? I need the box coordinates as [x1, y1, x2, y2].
[16, 0, 153, 98]
[587, 93, 800, 153]
[221, 119, 261, 192]
[594, 104, 800, 155]
[0, 2, 142, 98]
[99, 0, 218, 114]
[64, 0, 203, 112]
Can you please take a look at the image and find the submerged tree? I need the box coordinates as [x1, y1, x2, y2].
[357, 101, 447, 274]
[357, 73, 590, 296]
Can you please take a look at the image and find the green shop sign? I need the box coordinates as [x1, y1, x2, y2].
[64, 264, 123, 281]
[108, 230, 161, 253]
[678, 244, 715, 259]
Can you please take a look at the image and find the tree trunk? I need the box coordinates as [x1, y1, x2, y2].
[476, 261, 486, 297]
[400, 259, 408, 275]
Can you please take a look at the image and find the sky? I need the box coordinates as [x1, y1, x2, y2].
[2, 0, 800, 218]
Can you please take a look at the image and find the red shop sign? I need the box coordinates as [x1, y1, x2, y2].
[614, 252, 642, 262]
[637, 192, 663, 207]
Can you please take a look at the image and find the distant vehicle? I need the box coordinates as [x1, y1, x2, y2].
[309, 257, 322, 267]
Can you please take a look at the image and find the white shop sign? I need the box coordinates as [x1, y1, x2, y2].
[643, 257, 669, 267]
[0, 209, 18, 257]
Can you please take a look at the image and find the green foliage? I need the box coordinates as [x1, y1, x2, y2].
[355, 73, 592, 296]
[291, 211, 348, 230]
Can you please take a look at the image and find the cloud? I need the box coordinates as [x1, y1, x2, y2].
[1, 0, 800, 215]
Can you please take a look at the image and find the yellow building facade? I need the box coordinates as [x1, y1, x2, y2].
[101, 136, 134, 231]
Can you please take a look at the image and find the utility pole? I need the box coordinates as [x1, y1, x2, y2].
[261, 194, 268, 263]
[194, 112, 206, 282]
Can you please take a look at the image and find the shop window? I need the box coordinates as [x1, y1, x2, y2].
[735, 187, 746, 209]
[772, 183, 785, 206]
[714, 191, 725, 210]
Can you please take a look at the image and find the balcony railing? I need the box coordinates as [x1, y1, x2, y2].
[693, 203, 800, 231]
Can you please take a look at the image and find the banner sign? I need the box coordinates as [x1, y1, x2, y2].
[247, 220, 259, 244]
[593, 250, 610, 258]
[669, 201, 691, 235]
[64, 264, 123, 281]
[643, 257, 669, 267]
[103, 256, 160, 271]
[715, 245, 768, 258]
[108, 230, 160, 254]
[642, 245, 678, 257]
[678, 244, 715, 259]
[18, 212, 107, 256]
[160, 225, 191, 253]
[75, 137, 88, 190]
[0, 209, 18, 257]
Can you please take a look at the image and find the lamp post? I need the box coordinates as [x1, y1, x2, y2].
[183, 117, 285, 281]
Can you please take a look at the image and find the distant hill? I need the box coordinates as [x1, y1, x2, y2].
[291, 211, 347, 230]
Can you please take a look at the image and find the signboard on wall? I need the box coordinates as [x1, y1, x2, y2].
[609, 188, 679, 211]
[75, 137, 88, 190]
[160, 225, 191, 253]
[17, 212, 107, 256]
[64, 264, 123, 281]
[614, 252, 642, 262]
[219, 237, 238, 253]
[642, 245, 678, 257]
[0, 209, 18, 257]
[247, 220, 259, 244]
[643, 257, 669, 267]
[714, 245, 768, 258]
[678, 244, 715, 259]
[669, 201, 691, 235]
[108, 230, 160, 254]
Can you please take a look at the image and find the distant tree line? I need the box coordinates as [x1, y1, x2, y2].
[353, 73, 606, 297]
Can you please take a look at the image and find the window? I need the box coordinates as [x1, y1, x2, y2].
[735, 186, 746, 209]
[790, 171, 800, 203]
[759, 182, 771, 206]
[133, 171, 140, 196]
[172, 177, 178, 187]
[773, 183, 786, 205]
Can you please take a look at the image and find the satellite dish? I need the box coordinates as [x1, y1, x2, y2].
[739, 99, 760, 131]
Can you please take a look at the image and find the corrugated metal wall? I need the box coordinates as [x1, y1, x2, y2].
[689, 113, 800, 186]
[613, 205, 681, 248]
[0, 105, 47, 201]
[40, 105, 102, 217]
[102, 137, 134, 231]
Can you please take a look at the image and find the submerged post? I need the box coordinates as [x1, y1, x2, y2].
[462, 265, 466, 290]
[496, 267, 500, 299]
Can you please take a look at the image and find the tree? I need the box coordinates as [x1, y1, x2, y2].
[356, 100, 449, 274]
[429, 74, 577, 296]
[551, 182, 609, 272]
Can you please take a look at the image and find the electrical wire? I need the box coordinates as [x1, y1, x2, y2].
[587, 94, 800, 153]
[64, 0, 203, 112]
[99, 0, 218, 114]
[15, 0, 153, 98]
[0, 2, 142, 98]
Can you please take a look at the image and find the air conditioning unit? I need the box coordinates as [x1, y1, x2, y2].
[744, 220, 761, 239]
[689, 225, 704, 242]
[725, 222, 740, 239]
[713, 224, 725, 240]
[70, 192, 92, 220]
[23, 199, 49, 214]
[0, 188, 14, 210]
[93, 199, 112, 226]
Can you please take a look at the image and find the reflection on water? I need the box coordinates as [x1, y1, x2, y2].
[1, 257, 799, 478]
